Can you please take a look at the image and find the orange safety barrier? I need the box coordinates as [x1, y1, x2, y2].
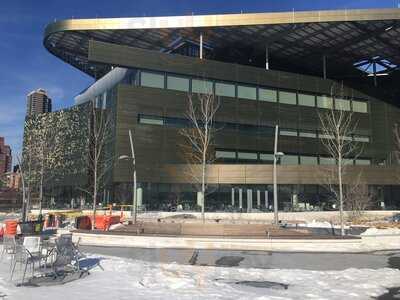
[4, 220, 18, 236]
[91, 215, 121, 231]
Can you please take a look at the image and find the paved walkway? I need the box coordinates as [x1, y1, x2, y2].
[81, 246, 400, 271]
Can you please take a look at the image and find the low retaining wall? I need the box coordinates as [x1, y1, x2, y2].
[71, 231, 400, 253]
[31, 210, 399, 223]
[118, 223, 308, 236]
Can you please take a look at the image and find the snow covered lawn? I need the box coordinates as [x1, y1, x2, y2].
[1, 251, 399, 299]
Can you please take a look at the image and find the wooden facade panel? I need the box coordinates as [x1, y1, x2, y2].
[98, 41, 400, 186]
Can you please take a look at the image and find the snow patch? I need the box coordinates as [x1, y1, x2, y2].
[361, 227, 400, 236]
[0, 250, 399, 299]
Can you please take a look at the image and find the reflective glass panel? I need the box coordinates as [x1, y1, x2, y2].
[335, 98, 351, 111]
[279, 91, 297, 105]
[317, 95, 333, 109]
[260, 153, 274, 161]
[141, 71, 165, 88]
[355, 159, 371, 165]
[280, 129, 298, 137]
[259, 88, 277, 102]
[280, 155, 299, 165]
[300, 156, 318, 165]
[192, 79, 213, 94]
[352, 100, 368, 113]
[354, 135, 370, 143]
[319, 157, 336, 165]
[298, 93, 315, 107]
[238, 152, 258, 160]
[167, 75, 189, 92]
[215, 150, 236, 159]
[139, 116, 164, 125]
[299, 131, 317, 138]
[237, 85, 257, 100]
[215, 82, 235, 97]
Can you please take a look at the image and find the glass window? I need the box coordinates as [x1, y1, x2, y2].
[335, 98, 351, 111]
[343, 158, 354, 165]
[319, 132, 334, 139]
[355, 159, 371, 165]
[215, 82, 235, 97]
[192, 79, 213, 94]
[167, 75, 189, 92]
[298, 93, 315, 107]
[319, 157, 336, 165]
[299, 131, 317, 138]
[280, 155, 299, 165]
[352, 100, 368, 113]
[259, 88, 277, 102]
[260, 153, 274, 162]
[238, 152, 258, 160]
[317, 95, 333, 109]
[139, 115, 164, 125]
[141, 71, 165, 89]
[215, 150, 236, 159]
[354, 135, 370, 143]
[279, 91, 297, 105]
[300, 156, 318, 165]
[237, 85, 257, 100]
[280, 129, 298, 137]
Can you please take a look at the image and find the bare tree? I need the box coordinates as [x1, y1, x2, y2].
[344, 172, 375, 221]
[20, 118, 38, 221]
[180, 91, 220, 223]
[83, 101, 114, 229]
[318, 86, 361, 235]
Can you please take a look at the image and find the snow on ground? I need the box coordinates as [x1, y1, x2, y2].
[1, 249, 400, 300]
[361, 227, 400, 236]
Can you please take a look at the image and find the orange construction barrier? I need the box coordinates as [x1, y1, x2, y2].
[4, 220, 18, 236]
[91, 215, 121, 231]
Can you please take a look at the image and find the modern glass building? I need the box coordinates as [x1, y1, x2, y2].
[42, 8, 400, 211]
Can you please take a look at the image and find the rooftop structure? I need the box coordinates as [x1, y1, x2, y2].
[44, 8, 400, 105]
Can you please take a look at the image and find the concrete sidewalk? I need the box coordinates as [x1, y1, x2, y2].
[71, 230, 400, 253]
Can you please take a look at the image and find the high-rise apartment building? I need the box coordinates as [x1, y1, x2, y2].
[0, 137, 12, 175]
[26, 88, 52, 116]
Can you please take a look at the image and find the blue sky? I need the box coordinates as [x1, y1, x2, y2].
[0, 0, 398, 163]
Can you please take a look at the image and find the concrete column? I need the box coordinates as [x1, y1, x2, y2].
[373, 61, 377, 87]
[231, 188, 235, 207]
[200, 33, 203, 59]
[239, 188, 243, 209]
[137, 187, 143, 207]
[257, 190, 261, 208]
[265, 191, 269, 209]
[247, 189, 253, 212]
[265, 46, 269, 70]
[197, 192, 203, 207]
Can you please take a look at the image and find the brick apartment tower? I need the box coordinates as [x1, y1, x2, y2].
[0, 137, 12, 175]
[26, 88, 52, 116]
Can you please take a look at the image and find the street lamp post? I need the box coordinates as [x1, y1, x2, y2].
[118, 129, 137, 224]
[273, 125, 284, 226]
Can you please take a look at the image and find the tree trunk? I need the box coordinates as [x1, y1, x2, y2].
[201, 148, 206, 224]
[338, 157, 344, 236]
[92, 163, 97, 230]
[39, 161, 44, 216]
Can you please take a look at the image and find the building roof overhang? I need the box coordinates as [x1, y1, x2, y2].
[43, 8, 400, 102]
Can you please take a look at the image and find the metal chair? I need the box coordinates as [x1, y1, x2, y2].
[10, 244, 43, 285]
[52, 234, 81, 272]
[0, 235, 16, 261]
